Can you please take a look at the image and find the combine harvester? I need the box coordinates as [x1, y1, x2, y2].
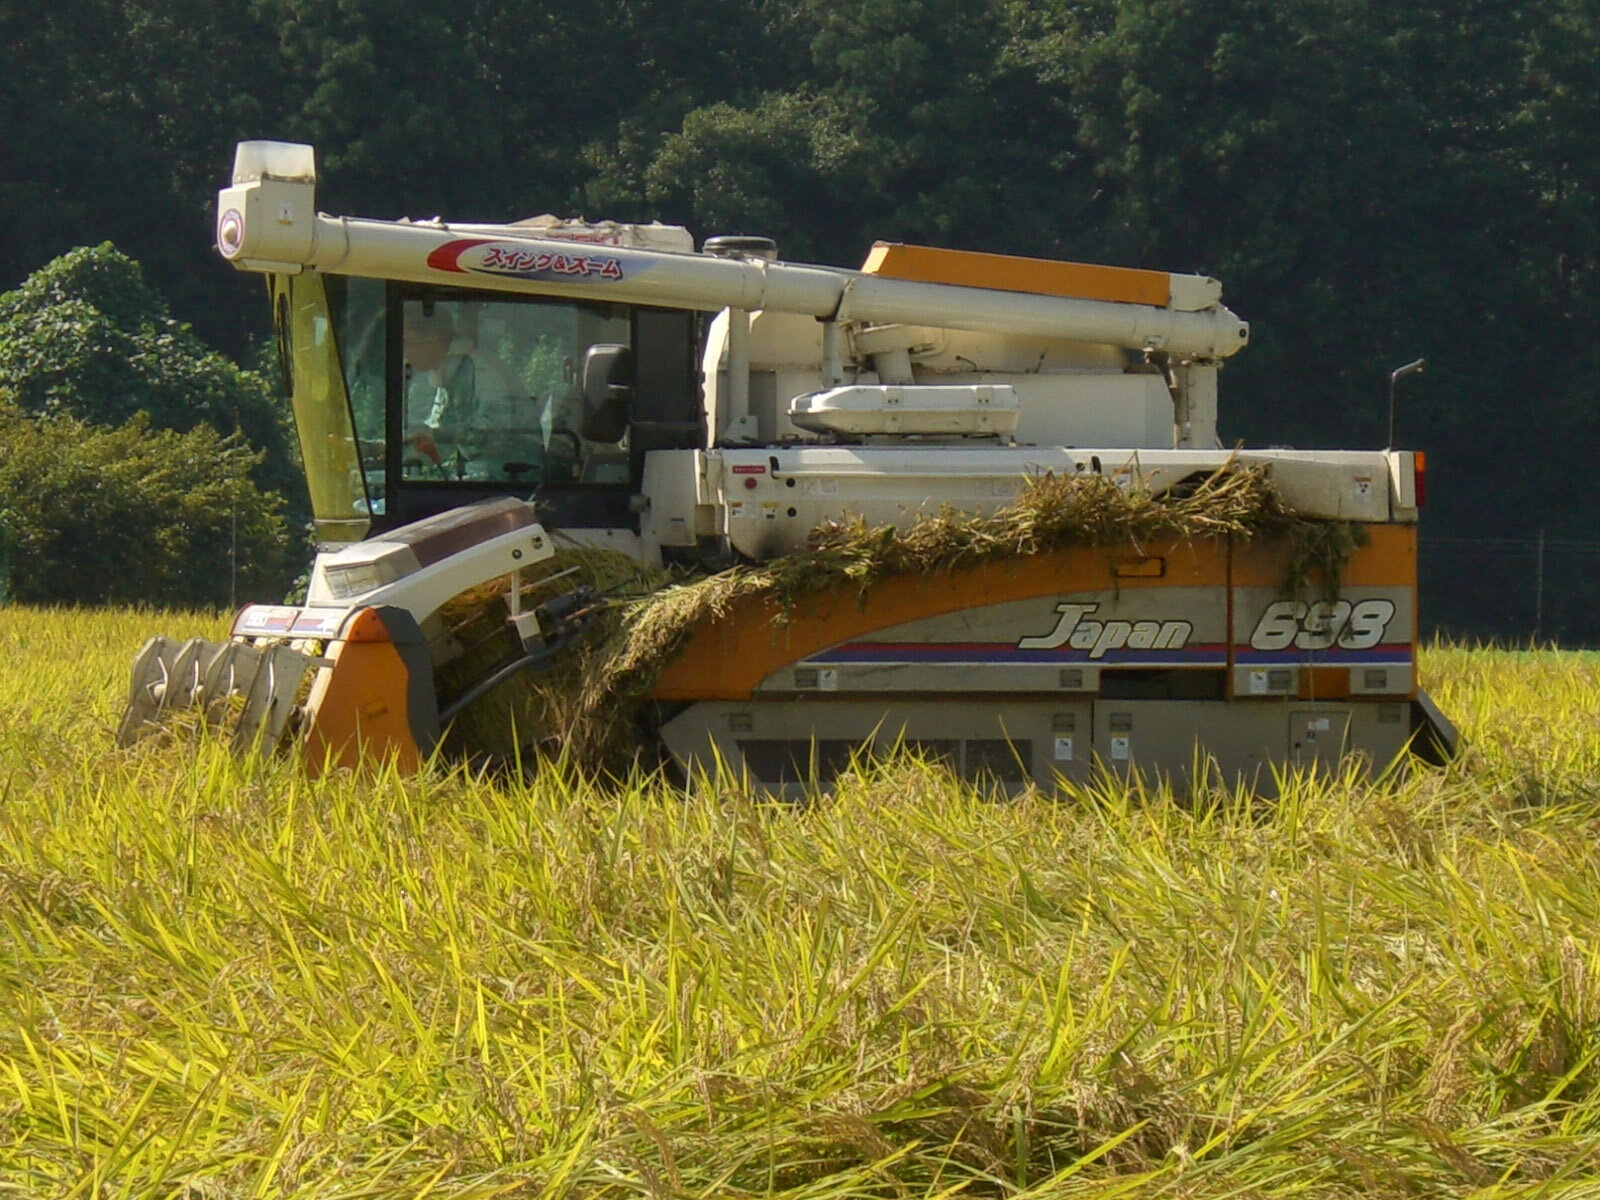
[119, 141, 1456, 793]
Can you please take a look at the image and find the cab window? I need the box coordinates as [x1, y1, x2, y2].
[398, 294, 632, 488]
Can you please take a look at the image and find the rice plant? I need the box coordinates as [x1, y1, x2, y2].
[2, 609, 1599, 1197]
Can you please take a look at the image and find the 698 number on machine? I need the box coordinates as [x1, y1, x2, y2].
[1248, 598, 1397, 652]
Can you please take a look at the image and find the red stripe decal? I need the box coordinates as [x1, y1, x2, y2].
[426, 238, 493, 273]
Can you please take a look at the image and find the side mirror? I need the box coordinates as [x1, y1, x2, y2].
[581, 343, 633, 443]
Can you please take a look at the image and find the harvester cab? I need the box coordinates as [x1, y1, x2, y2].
[119, 140, 1457, 790]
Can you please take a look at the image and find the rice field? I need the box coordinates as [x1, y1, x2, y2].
[3, 606, 1600, 1197]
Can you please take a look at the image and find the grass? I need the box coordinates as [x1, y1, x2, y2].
[3, 607, 1600, 1196]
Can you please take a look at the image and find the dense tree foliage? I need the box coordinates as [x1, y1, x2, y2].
[0, 245, 297, 499]
[0, 400, 288, 606]
[0, 0, 1594, 635]
[0, 245, 305, 606]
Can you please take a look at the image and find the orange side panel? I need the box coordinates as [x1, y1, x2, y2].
[1298, 667, 1352, 700]
[650, 539, 1226, 702]
[1230, 524, 1416, 590]
[861, 242, 1172, 308]
[301, 638, 422, 776]
[342, 607, 398, 643]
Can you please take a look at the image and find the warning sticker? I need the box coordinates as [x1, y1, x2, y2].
[1249, 669, 1269, 695]
[1110, 735, 1130, 761]
[1053, 736, 1074, 762]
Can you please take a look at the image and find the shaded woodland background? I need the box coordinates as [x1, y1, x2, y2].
[1, 0, 1595, 639]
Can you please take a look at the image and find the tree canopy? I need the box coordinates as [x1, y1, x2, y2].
[0, 0, 1595, 636]
[0, 400, 288, 607]
[0, 244, 296, 497]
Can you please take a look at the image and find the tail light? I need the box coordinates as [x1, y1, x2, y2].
[1413, 451, 1427, 508]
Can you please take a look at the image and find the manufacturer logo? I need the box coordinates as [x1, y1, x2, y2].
[479, 246, 623, 279]
[426, 238, 625, 281]
[1247, 598, 1396, 651]
[1017, 603, 1193, 659]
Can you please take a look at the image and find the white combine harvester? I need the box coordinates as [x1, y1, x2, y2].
[119, 141, 1456, 791]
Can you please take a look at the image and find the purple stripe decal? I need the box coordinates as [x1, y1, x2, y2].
[807, 641, 1413, 666]
[812, 643, 1228, 665]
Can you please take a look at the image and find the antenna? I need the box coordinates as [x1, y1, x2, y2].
[1387, 358, 1425, 449]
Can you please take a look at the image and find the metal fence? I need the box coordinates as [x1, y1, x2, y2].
[1420, 534, 1600, 647]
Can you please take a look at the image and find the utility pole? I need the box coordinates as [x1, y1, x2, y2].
[230, 408, 240, 612]
[1534, 527, 1545, 644]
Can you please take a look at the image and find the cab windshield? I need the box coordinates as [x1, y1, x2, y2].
[274, 272, 690, 538]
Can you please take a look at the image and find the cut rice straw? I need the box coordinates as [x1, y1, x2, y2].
[512, 462, 1360, 774]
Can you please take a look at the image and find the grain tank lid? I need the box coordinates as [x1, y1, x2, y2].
[861, 242, 1225, 313]
[505, 213, 697, 253]
[788, 383, 1020, 437]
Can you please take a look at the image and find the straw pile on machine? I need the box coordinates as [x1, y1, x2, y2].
[436, 464, 1367, 776]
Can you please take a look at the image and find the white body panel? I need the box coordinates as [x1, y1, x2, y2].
[701, 310, 1179, 449]
[638, 447, 1419, 563]
[304, 523, 553, 616]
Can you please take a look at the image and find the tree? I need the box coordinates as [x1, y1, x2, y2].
[622, 93, 864, 262]
[0, 400, 289, 607]
[0, 0, 286, 354]
[0, 244, 300, 502]
[0, 0, 1595, 638]
[583, 0, 1095, 265]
